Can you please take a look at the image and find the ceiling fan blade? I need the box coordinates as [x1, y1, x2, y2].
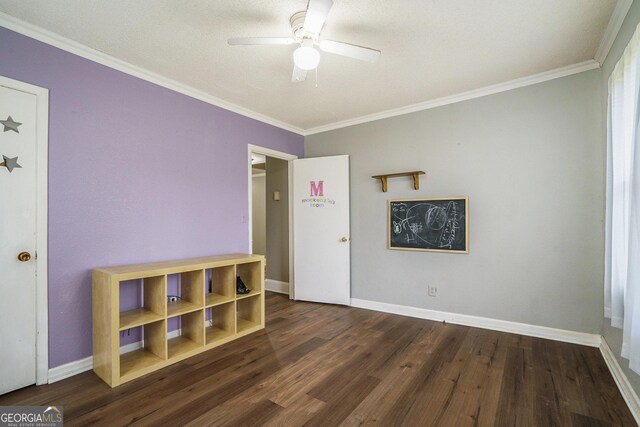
[303, 0, 333, 35]
[318, 40, 381, 62]
[291, 65, 308, 83]
[228, 37, 295, 46]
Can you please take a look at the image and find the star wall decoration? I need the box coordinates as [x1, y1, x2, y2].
[1, 155, 22, 173]
[1, 116, 22, 133]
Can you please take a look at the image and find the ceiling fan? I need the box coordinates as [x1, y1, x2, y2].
[227, 0, 381, 83]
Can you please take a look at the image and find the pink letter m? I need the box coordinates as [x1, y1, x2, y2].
[310, 181, 324, 197]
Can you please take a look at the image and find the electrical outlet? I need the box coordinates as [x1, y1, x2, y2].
[428, 286, 438, 297]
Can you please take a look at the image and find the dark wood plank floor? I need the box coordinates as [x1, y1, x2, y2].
[0, 292, 635, 426]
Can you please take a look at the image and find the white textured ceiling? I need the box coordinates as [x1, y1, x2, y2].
[0, 0, 617, 131]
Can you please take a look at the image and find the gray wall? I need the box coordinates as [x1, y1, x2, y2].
[266, 157, 289, 282]
[305, 69, 603, 333]
[252, 172, 266, 256]
[600, 0, 640, 396]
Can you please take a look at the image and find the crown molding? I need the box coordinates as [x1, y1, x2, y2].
[304, 60, 601, 135]
[1, 11, 605, 137]
[0, 12, 305, 136]
[595, 0, 633, 65]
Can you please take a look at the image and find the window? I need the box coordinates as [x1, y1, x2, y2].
[606, 22, 640, 374]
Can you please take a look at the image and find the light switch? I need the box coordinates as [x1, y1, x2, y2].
[273, 191, 281, 201]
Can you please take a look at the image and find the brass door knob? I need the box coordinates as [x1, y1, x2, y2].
[17, 251, 31, 262]
[340, 236, 350, 243]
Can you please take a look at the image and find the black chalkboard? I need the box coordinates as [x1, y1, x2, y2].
[388, 197, 468, 253]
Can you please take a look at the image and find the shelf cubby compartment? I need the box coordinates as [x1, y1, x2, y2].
[236, 294, 262, 334]
[236, 261, 263, 296]
[168, 310, 205, 359]
[167, 270, 204, 317]
[206, 302, 236, 345]
[119, 320, 166, 381]
[205, 265, 235, 307]
[119, 275, 166, 330]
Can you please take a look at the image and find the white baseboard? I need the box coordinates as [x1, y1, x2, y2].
[265, 279, 289, 295]
[600, 337, 640, 424]
[47, 356, 93, 383]
[350, 298, 602, 347]
[48, 329, 182, 383]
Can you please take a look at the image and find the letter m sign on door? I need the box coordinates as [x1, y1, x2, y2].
[310, 181, 324, 197]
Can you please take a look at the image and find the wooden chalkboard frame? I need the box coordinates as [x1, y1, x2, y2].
[388, 197, 469, 253]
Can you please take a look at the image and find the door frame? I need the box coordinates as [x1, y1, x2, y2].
[0, 75, 49, 385]
[247, 144, 297, 299]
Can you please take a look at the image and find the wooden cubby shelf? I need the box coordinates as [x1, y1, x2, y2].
[167, 309, 204, 359]
[237, 293, 262, 334]
[118, 275, 166, 330]
[236, 261, 263, 293]
[92, 253, 265, 387]
[120, 348, 164, 381]
[167, 300, 201, 317]
[205, 294, 234, 306]
[206, 302, 235, 345]
[236, 291, 261, 300]
[119, 319, 166, 382]
[205, 265, 235, 307]
[119, 308, 164, 331]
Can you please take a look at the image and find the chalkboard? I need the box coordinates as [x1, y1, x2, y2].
[388, 197, 468, 253]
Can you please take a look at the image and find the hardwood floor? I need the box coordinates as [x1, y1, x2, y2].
[0, 292, 635, 426]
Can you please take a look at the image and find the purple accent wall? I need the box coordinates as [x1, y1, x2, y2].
[0, 27, 304, 368]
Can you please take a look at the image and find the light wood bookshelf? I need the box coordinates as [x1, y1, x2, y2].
[92, 253, 265, 387]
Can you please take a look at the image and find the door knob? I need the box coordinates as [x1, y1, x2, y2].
[340, 236, 350, 243]
[17, 251, 31, 262]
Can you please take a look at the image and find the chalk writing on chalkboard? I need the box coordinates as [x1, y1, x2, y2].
[388, 197, 468, 253]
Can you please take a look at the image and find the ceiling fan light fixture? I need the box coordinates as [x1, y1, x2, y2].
[294, 46, 320, 70]
[228, 0, 380, 83]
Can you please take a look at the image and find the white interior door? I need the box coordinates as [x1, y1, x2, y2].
[293, 155, 350, 305]
[0, 85, 38, 394]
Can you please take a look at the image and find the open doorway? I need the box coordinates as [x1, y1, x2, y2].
[248, 145, 296, 299]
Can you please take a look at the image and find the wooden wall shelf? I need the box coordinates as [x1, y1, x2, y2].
[371, 171, 425, 192]
[92, 253, 265, 387]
